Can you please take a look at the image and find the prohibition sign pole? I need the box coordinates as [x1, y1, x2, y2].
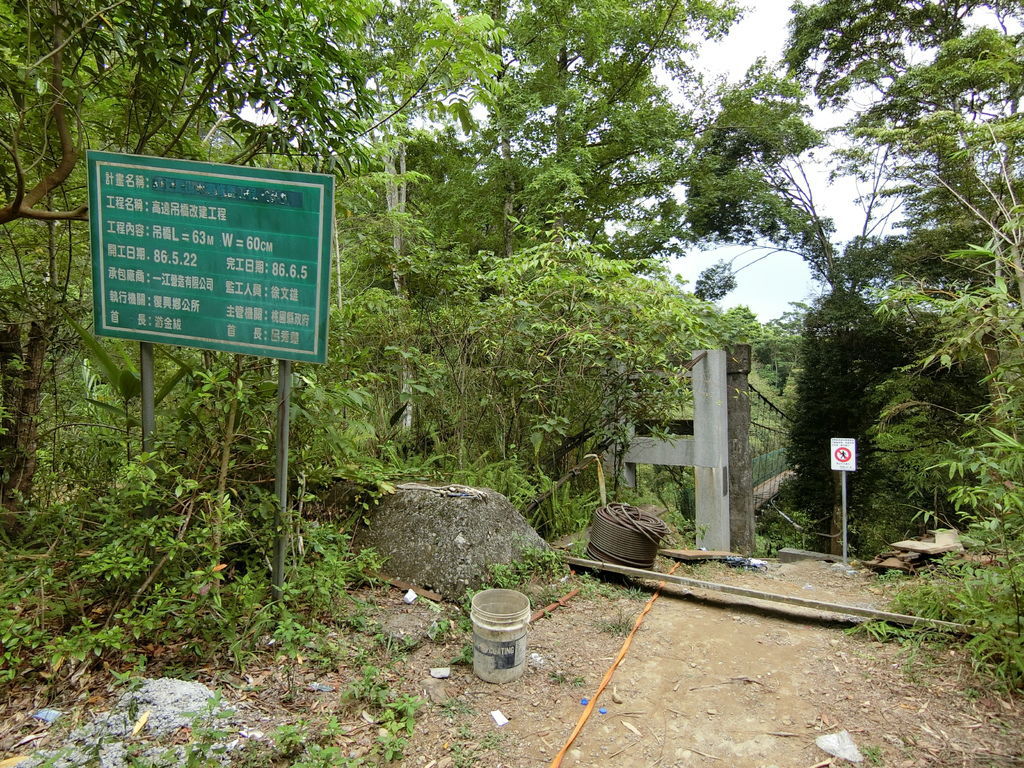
[88, 151, 334, 601]
[830, 438, 857, 562]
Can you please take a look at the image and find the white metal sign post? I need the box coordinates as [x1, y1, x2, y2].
[830, 438, 857, 563]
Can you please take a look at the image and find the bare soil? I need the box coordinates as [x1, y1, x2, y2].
[2, 559, 1022, 768]
[395, 559, 1023, 768]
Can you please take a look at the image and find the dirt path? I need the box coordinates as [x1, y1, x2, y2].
[401, 560, 1023, 768]
[3, 559, 1021, 767]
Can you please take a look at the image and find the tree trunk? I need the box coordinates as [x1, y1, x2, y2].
[502, 134, 515, 259]
[0, 320, 50, 522]
[0, 322, 23, 516]
[385, 144, 408, 296]
[0, 323, 19, 442]
[385, 144, 413, 430]
[490, 0, 515, 259]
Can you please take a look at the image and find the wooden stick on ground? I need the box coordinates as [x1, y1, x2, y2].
[566, 556, 969, 633]
[531, 588, 580, 622]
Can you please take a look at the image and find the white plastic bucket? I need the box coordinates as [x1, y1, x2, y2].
[471, 588, 531, 684]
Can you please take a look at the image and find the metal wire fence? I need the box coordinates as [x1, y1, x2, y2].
[749, 383, 790, 509]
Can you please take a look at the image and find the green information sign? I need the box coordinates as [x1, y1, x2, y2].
[88, 151, 333, 363]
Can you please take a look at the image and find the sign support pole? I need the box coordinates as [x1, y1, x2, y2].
[830, 438, 856, 563]
[841, 469, 848, 564]
[272, 359, 291, 601]
[140, 342, 155, 453]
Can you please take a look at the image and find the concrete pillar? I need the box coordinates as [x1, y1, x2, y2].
[693, 350, 730, 550]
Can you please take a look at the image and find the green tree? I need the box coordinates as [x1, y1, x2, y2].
[0, 0, 507, 518]
[678, 50, 922, 551]
[717, 1, 1023, 557]
[684, 61, 835, 280]
[786, 0, 1024, 285]
[408, 0, 739, 262]
[879, 238, 1023, 684]
[786, 269, 911, 554]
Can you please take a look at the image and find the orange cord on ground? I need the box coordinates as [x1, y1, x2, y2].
[549, 563, 681, 768]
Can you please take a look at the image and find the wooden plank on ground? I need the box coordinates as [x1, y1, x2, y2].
[386, 578, 443, 603]
[659, 548, 739, 562]
[872, 557, 914, 572]
[565, 556, 968, 633]
[890, 539, 963, 555]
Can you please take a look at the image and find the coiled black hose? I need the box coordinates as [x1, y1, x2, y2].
[586, 502, 669, 569]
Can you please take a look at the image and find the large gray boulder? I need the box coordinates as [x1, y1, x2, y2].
[353, 484, 546, 599]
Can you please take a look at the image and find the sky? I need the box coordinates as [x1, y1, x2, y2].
[669, 1, 863, 320]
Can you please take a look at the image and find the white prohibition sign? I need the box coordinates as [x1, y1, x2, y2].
[830, 438, 857, 471]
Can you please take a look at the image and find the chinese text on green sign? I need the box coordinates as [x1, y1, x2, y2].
[88, 151, 333, 363]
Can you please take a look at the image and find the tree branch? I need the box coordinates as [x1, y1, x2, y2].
[929, 170, 1012, 249]
[158, 65, 223, 156]
[357, 43, 456, 138]
[601, 0, 681, 110]
[0, 136, 26, 223]
[28, 0, 131, 71]
[1, 17, 83, 224]
[19, 204, 88, 221]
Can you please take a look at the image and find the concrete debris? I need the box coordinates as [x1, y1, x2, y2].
[103, 678, 224, 737]
[829, 563, 859, 576]
[21, 679, 237, 768]
[777, 548, 842, 564]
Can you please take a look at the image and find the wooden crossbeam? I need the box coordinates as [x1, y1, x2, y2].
[566, 556, 968, 633]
